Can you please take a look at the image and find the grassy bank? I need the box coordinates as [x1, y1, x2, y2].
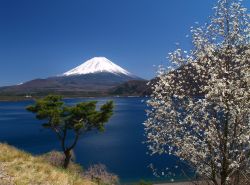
[0, 143, 95, 185]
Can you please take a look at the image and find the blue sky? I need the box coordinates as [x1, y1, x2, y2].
[0, 0, 249, 86]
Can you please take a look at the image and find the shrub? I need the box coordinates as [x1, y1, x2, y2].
[83, 164, 119, 185]
[134, 180, 153, 185]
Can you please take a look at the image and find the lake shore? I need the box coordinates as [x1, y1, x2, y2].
[154, 181, 205, 185]
[0, 95, 143, 102]
[154, 182, 192, 185]
[154, 183, 191, 185]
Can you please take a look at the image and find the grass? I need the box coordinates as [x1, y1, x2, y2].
[0, 143, 96, 185]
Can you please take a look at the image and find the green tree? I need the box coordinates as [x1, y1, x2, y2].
[27, 95, 114, 168]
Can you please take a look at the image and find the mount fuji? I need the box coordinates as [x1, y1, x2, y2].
[0, 57, 145, 97]
[63, 57, 134, 77]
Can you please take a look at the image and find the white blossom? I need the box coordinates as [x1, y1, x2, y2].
[145, 0, 250, 184]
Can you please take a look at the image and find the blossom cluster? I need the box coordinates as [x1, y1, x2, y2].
[145, 0, 250, 184]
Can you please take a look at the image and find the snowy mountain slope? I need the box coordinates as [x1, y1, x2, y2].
[63, 57, 133, 77]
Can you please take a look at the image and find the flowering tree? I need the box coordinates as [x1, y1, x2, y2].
[144, 0, 249, 184]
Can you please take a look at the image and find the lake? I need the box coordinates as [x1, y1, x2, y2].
[0, 97, 191, 184]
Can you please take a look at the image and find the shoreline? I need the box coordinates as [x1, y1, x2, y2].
[0, 95, 145, 102]
[154, 183, 192, 185]
[154, 181, 206, 185]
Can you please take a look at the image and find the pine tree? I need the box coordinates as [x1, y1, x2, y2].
[27, 95, 114, 168]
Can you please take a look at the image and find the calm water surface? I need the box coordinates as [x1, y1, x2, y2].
[0, 97, 191, 184]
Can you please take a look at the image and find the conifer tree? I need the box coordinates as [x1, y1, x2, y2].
[27, 95, 114, 168]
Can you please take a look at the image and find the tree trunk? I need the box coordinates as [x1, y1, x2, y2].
[233, 171, 240, 185]
[63, 149, 71, 169]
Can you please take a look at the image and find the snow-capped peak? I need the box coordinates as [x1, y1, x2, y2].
[63, 57, 133, 76]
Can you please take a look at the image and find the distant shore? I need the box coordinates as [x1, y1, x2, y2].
[0, 95, 145, 102]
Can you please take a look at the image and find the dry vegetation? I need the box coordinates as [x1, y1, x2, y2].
[83, 164, 119, 185]
[0, 143, 95, 185]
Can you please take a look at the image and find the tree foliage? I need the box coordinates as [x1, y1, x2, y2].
[27, 95, 114, 168]
[145, 0, 249, 184]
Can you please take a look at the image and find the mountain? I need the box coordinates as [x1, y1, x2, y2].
[63, 57, 133, 77]
[110, 80, 151, 96]
[0, 57, 144, 98]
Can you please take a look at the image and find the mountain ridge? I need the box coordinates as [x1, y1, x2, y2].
[0, 57, 145, 98]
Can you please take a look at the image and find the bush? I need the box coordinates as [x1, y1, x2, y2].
[83, 164, 119, 185]
[134, 180, 152, 185]
[42, 151, 65, 167]
[41, 151, 83, 174]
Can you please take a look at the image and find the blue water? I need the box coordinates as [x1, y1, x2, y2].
[0, 97, 191, 184]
